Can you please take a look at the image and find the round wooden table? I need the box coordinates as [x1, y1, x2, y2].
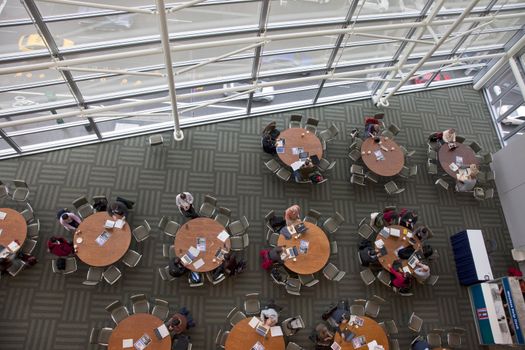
[174, 217, 230, 272]
[376, 225, 422, 271]
[277, 222, 330, 274]
[0, 208, 27, 247]
[225, 318, 285, 350]
[361, 136, 404, 177]
[334, 316, 389, 350]
[108, 313, 171, 350]
[438, 143, 480, 178]
[74, 212, 132, 267]
[276, 128, 323, 167]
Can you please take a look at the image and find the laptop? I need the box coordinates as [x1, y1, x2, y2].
[286, 247, 298, 258]
[181, 254, 193, 265]
[408, 253, 420, 269]
[294, 223, 307, 234]
[255, 322, 270, 337]
[299, 151, 309, 160]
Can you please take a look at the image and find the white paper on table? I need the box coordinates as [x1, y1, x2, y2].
[217, 230, 230, 242]
[291, 147, 301, 155]
[367, 340, 378, 350]
[402, 266, 411, 274]
[249, 316, 260, 328]
[0, 211, 6, 220]
[449, 163, 459, 172]
[122, 339, 133, 348]
[156, 324, 170, 338]
[188, 246, 200, 258]
[8, 241, 20, 252]
[114, 219, 125, 229]
[270, 326, 283, 337]
[374, 239, 384, 248]
[192, 258, 205, 269]
[291, 160, 305, 171]
[331, 342, 341, 350]
[0, 228, 3, 236]
[389, 228, 400, 237]
[104, 220, 115, 229]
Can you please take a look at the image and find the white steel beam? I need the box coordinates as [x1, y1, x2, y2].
[56, 66, 166, 77]
[36, 0, 155, 14]
[508, 57, 525, 101]
[0, 52, 505, 128]
[179, 88, 257, 113]
[167, 0, 207, 13]
[156, 0, 183, 141]
[353, 32, 434, 45]
[380, 0, 482, 105]
[473, 35, 525, 90]
[1, 11, 523, 76]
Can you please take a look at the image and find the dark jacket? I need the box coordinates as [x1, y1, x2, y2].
[262, 136, 277, 155]
[398, 246, 415, 260]
[359, 246, 378, 266]
[107, 201, 129, 217]
[169, 258, 188, 277]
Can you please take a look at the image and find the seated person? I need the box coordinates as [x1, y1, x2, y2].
[260, 306, 279, 327]
[169, 257, 188, 278]
[269, 246, 285, 264]
[388, 262, 412, 290]
[298, 159, 316, 180]
[413, 226, 429, 241]
[397, 245, 415, 260]
[398, 209, 418, 230]
[262, 134, 277, 155]
[47, 236, 74, 257]
[382, 208, 399, 225]
[262, 121, 280, 141]
[167, 315, 186, 334]
[413, 261, 430, 282]
[441, 128, 456, 145]
[170, 334, 190, 350]
[188, 271, 203, 284]
[284, 205, 302, 226]
[0, 257, 13, 275]
[422, 244, 434, 259]
[175, 192, 199, 219]
[107, 200, 128, 219]
[329, 300, 350, 325]
[411, 339, 431, 350]
[455, 164, 479, 192]
[314, 323, 334, 347]
[365, 123, 381, 138]
[358, 242, 380, 267]
[57, 208, 81, 232]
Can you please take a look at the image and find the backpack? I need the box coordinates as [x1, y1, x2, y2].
[56, 258, 66, 270]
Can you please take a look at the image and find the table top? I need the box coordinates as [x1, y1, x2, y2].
[277, 222, 330, 274]
[276, 128, 323, 167]
[438, 143, 479, 178]
[333, 316, 389, 350]
[376, 225, 422, 271]
[225, 318, 286, 350]
[108, 313, 171, 350]
[174, 217, 230, 272]
[361, 136, 404, 177]
[0, 208, 28, 248]
[74, 212, 132, 267]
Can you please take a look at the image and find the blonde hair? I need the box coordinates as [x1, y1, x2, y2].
[469, 164, 479, 177]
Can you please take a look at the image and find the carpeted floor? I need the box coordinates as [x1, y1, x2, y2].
[0, 85, 511, 350]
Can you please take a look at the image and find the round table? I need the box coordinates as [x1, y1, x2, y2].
[174, 217, 230, 272]
[376, 225, 422, 271]
[225, 318, 285, 350]
[0, 208, 27, 247]
[277, 222, 330, 274]
[74, 212, 132, 267]
[438, 143, 480, 178]
[276, 128, 323, 167]
[361, 136, 404, 177]
[108, 313, 171, 350]
[334, 316, 389, 350]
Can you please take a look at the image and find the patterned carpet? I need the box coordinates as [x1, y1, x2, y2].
[0, 85, 511, 350]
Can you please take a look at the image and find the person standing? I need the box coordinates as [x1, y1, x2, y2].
[176, 192, 199, 219]
[284, 204, 302, 226]
[441, 128, 456, 145]
[57, 209, 82, 232]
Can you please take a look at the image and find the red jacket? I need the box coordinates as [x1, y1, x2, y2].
[48, 238, 73, 257]
[390, 267, 409, 289]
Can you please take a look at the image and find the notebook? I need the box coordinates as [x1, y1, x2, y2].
[115, 219, 126, 229]
[154, 324, 170, 340]
[217, 230, 230, 242]
[352, 335, 367, 348]
[291, 160, 305, 171]
[215, 248, 227, 260]
[299, 151, 309, 160]
[331, 342, 341, 350]
[374, 150, 385, 161]
[286, 247, 298, 258]
[249, 317, 259, 328]
[181, 254, 193, 265]
[295, 223, 307, 234]
[104, 220, 115, 229]
[134, 334, 151, 350]
[276, 147, 285, 154]
[251, 341, 265, 350]
[389, 227, 401, 237]
[299, 240, 309, 254]
[188, 246, 200, 259]
[374, 239, 384, 248]
[449, 163, 459, 172]
[379, 228, 390, 238]
[292, 147, 302, 155]
[0, 211, 6, 220]
[408, 254, 419, 269]
[122, 339, 133, 348]
[270, 326, 283, 337]
[196, 238, 206, 252]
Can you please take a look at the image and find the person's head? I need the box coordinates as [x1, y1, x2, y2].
[179, 193, 186, 200]
[110, 203, 123, 214]
[469, 164, 479, 177]
[223, 253, 231, 261]
[422, 244, 433, 258]
[49, 236, 59, 243]
[61, 213, 70, 221]
[172, 318, 181, 326]
[288, 205, 300, 219]
[173, 257, 181, 264]
[448, 128, 456, 134]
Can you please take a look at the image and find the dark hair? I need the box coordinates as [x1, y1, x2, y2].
[49, 236, 59, 243]
[180, 193, 186, 200]
[172, 318, 181, 326]
[422, 244, 433, 258]
[61, 213, 69, 220]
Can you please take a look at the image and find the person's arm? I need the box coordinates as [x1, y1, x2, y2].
[70, 213, 82, 224]
[185, 193, 194, 205]
[175, 195, 182, 207]
[389, 266, 404, 280]
[60, 218, 76, 231]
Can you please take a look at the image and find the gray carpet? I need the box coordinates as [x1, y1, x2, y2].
[0, 85, 511, 350]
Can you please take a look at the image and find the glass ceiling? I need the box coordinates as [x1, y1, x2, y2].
[0, 0, 524, 158]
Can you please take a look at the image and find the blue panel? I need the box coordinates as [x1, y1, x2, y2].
[451, 230, 480, 286]
[470, 284, 495, 345]
[502, 277, 525, 344]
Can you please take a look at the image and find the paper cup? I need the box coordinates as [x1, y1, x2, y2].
[76, 237, 83, 244]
